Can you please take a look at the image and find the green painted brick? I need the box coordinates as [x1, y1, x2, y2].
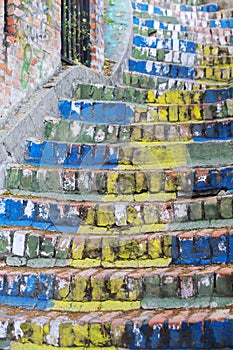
[27, 258, 56, 268]
[6, 256, 27, 266]
[26, 235, 40, 259]
[204, 199, 218, 220]
[189, 202, 203, 221]
[92, 85, 104, 100]
[220, 197, 233, 219]
[143, 273, 160, 297]
[6, 168, 21, 189]
[197, 272, 214, 296]
[104, 87, 115, 101]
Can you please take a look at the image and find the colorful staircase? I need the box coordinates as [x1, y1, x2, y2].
[1, 0, 233, 348]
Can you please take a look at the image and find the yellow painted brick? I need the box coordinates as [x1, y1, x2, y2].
[147, 108, 159, 122]
[59, 323, 74, 347]
[10, 342, 118, 350]
[204, 45, 211, 56]
[89, 324, 111, 347]
[126, 205, 143, 226]
[192, 105, 202, 120]
[97, 205, 115, 227]
[71, 238, 85, 260]
[192, 91, 202, 104]
[52, 300, 140, 312]
[154, 94, 165, 104]
[148, 236, 162, 258]
[163, 235, 172, 257]
[158, 107, 168, 121]
[107, 173, 118, 194]
[69, 276, 88, 301]
[103, 259, 171, 268]
[205, 67, 213, 79]
[73, 323, 89, 347]
[143, 204, 158, 224]
[85, 207, 96, 225]
[149, 144, 187, 168]
[168, 105, 179, 122]
[21, 322, 43, 345]
[149, 172, 163, 192]
[147, 90, 156, 103]
[69, 259, 101, 268]
[179, 106, 190, 122]
[197, 43, 203, 53]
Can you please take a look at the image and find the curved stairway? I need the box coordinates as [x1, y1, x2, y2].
[1, 0, 233, 348]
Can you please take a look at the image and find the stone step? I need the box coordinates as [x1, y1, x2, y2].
[43, 117, 233, 144]
[133, 24, 233, 47]
[133, 3, 233, 25]
[1, 306, 233, 349]
[1, 192, 233, 234]
[133, 10, 233, 29]
[6, 164, 233, 199]
[0, 265, 232, 312]
[59, 97, 233, 124]
[74, 82, 233, 106]
[132, 44, 233, 68]
[123, 70, 232, 90]
[132, 33, 233, 58]
[131, 0, 220, 15]
[1, 227, 233, 268]
[129, 57, 233, 82]
[24, 138, 233, 170]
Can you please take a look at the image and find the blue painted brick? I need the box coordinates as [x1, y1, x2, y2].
[228, 233, 233, 262]
[59, 100, 72, 119]
[20, 274, 37, 298]
[204, 320, 230, 348]
[159, 22, 168, 30]
[210, 232, 228, 264]
[65, 145, 81, 167]
[218, 122, 230, 139]
[154, 6, 163, 15]
[193, 235, 211, 264]
[6, 274, 20, 296]
[186, 321, 204, 348]
[205, 123, 218, 139]
[179, 236, 195, 264]
[7, 199, 22, 222]
[26, 141, 45, 164]
[171, 236, 180, 264]
[221, 168, 233, 190]
[37, 273, 55, 300]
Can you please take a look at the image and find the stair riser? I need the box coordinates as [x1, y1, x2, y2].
[133, 24, 233, 46]
[0, 228, 233, 268]
[6, 165, 233, 198]
[133, 35, 233, 58]
[1, 194, 233, 233]
[132, 46, 233, 68]
[44, 119, 233, 144]
[129, 58, 233, 81]
[0, 266, 231, 307]
[24, 139, 233, 171]
[0, 308, 233, 349]
[74, 83, 233, 106]
[133, 13, 233, 30]
[131, 1, 220, 16]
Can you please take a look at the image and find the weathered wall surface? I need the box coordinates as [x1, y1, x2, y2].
[0, 0, 105, 120]
[90, 0, 105, 71]
[0, 0, 61, 119]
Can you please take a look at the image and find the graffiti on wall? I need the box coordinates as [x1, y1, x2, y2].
[17, 0, 54, 89]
